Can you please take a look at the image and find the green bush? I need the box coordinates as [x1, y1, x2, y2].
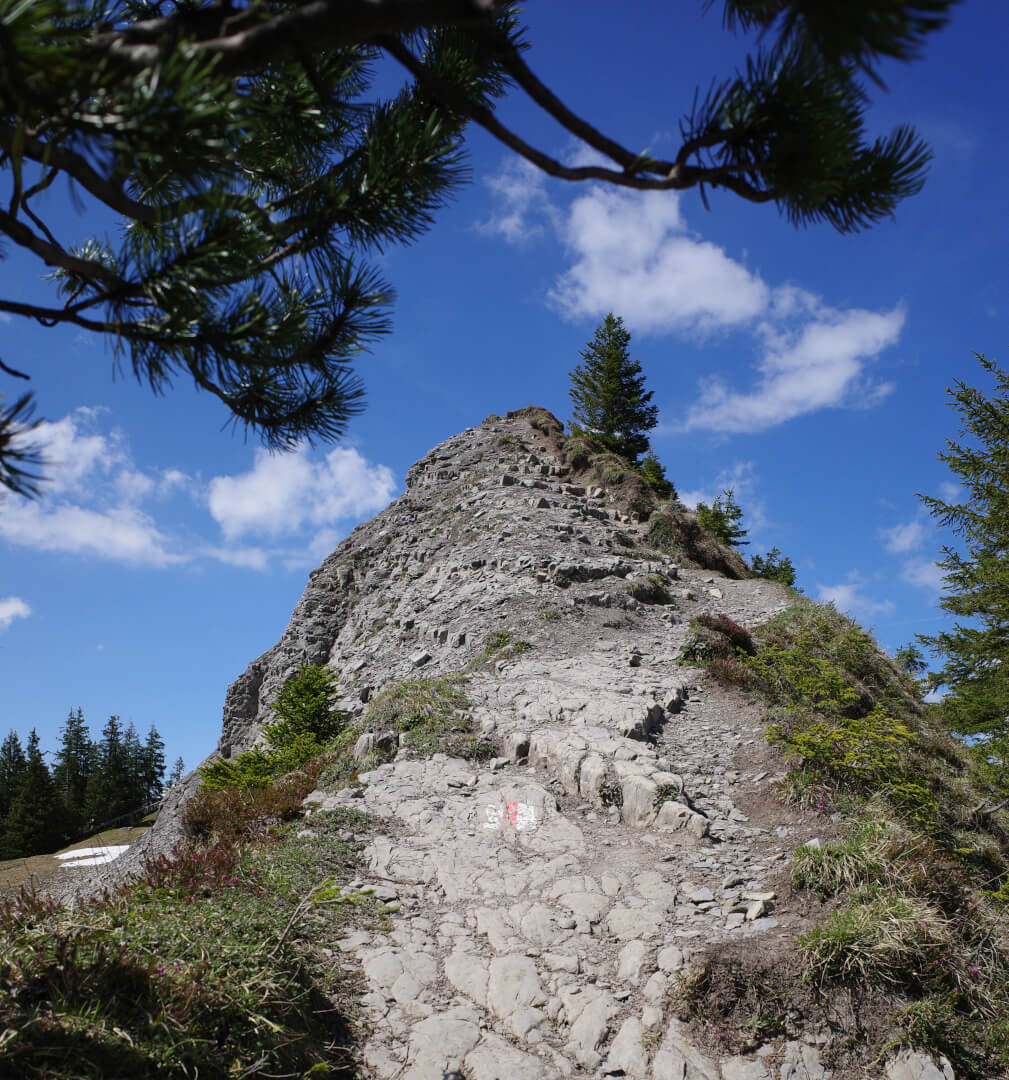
[201, 664, 345, 790]
[638, 452, 676, 500]
[750, 547, 796, 586]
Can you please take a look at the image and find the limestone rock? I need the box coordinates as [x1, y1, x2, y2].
[83, 410, 865, 1079]
[885, 1051, 955, 1080]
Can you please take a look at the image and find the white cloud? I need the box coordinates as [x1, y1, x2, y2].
[158, 469, 193, 497]
[881, 519, 926, 553]
[0, 501, 183, 566]
[1, 408, 397, 571]
[679, 461, 758, 512]
[0, 596, 31, 630]
[31, 410, 128, 495]
[479, 160, 907, 433]
[476, 158, 552, 246]
[115, 469, 156, 504]
[549, 188, 769, 333]
[207, 445, 397, 541]
[201, 545, 271, 571]
[685, 304, 904, 434]
[816, 574, 894, 619]
[902, 559, 945, 591]
[0, 408, 183, 566]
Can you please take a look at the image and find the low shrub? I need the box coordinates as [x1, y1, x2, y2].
[0, 793, 376, 1079]
[629, 573, 673, 605]
[201, 664, 345, 790]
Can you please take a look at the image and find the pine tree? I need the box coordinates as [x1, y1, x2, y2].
[166, 757, 186, 790]
[0, 730, 27, 821]
[569, 314, 658, 464]
[85, 716, 132, 825]
[639, 453, 677, 502]
[917, 353, 1009, 780]
[52, 707, 95, 835]
[696, 489, 749, 548]
[123, 722, 144, 806]
[0, 3, 957, 497]
[140, 728, 167, 803]
[751, 547, 797, 586]
[0, 730, 61, 858]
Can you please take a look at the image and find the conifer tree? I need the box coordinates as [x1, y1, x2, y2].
[569, 314, 658, 464]
[85, 716, 132, 824]
[0, 730, 61, 857]
[639, 453, 677, 501]
[0, 730, 27, 821]
[0, 2, 958, 496]
[141, 728, 167, 803]
[696, 489, 749, 547]
[52, 707, 96, 836]
[917, 353, 1009, 780]
[166, 757, 186, 790]
[751, 547, 797, 586]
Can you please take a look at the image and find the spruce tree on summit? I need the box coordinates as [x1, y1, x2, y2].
[569, 315, 658, 464]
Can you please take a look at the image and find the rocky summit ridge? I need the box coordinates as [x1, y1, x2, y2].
[65, 407, 957, 1080]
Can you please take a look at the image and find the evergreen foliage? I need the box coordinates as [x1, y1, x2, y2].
[0, 711, 166, 859]
[751, 546, 797, 586]
[895, 643, 929, 676]
[0, 731, 62, 860]
[166, 756, 186, 789]
[916, 353, 1009, 783]
[0, 731, 27, 821]
[200, 664, 346, 790]
[51, 707, 94, 835]
[695, 488, 749, 547]
[568, 314, 658, 463]
[639, 452, 677, 501]
[0, 0, 957, 497]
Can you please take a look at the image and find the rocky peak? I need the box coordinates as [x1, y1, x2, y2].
[158, 408, 953, 1080]
[217, 405, 748, 758]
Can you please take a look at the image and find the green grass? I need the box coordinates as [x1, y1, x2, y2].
[0, 758, 378, 1079]
[677, 597, 1009, 1075]
[628, 573, 674, 605]
[317, 671, 500, 789]
[464, 630, 533, 672]
[0, 826, 152, 897]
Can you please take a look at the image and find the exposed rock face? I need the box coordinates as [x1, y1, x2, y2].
[65, 407, 956, 1078]
[217, 406, 754, 759]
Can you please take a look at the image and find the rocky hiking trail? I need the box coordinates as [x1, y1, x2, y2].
[52, 409, 955, 1079]
[306, 631, 823, 1080]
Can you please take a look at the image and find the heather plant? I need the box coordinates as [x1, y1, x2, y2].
[0, 757, 378, 1078]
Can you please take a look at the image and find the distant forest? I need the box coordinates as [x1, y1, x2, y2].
[0, 709, 184, 860]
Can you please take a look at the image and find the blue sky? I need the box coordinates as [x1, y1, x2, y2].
[2, 1, 1007, 776]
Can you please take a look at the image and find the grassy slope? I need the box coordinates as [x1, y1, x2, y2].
[0, 825, 153, 895]
[677, 600, 1009, 1077]
[0, 767, 383, 1079]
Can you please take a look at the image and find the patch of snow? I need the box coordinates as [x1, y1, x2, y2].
[55, 845, 131, 868]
